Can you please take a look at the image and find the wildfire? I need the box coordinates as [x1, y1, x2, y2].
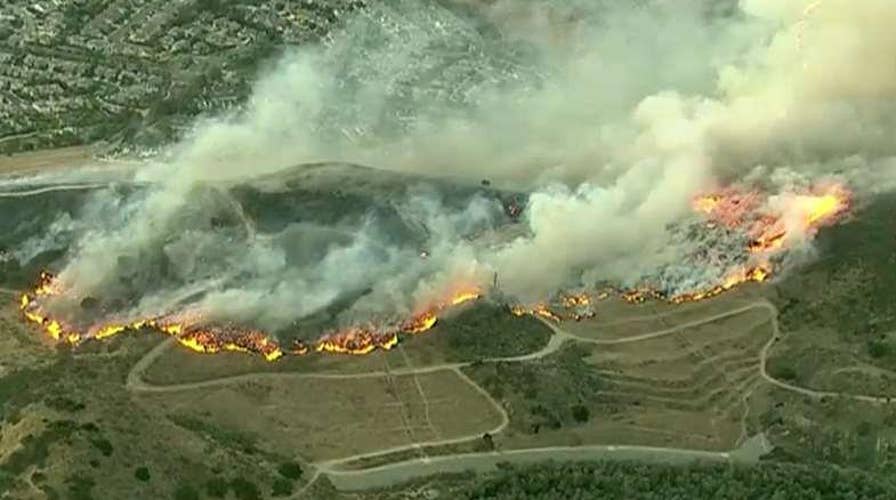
[291, 341, 310, 356]
[621, 289, 665, 304]
[315, 328, 398, 355]
[561, 293, 591, 308]
[15, 181, 849, 363]
[172, 328, 284, 361]
[16, 272, 485, 362]
[403, 312, 438, 334]
[692, 194, 721, 215]
[94, 324, 126, 340]
[696, 183, 850, 255]
[691, 188, 763, 228]
[797, 185, 850, 226]
[509, 184, 848, 322]
[18, 275, 80, 345]
[450, 291, 481, 306]
[670, 265, 771, 304]
[510, 303, 562, 322]
[317, 288, 482, 355]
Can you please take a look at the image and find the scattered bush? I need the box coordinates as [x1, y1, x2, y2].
[174, 483, 200, 500]
[90, 437, 113, 457]
[205, 477, 229, 498]
[134, 466, 150, 482]
[276, 461, 303, 480]
[230, 477, 261, 500]
[271, 477, 293, 497]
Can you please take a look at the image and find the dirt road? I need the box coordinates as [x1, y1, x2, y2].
[122, 299, 895, 495]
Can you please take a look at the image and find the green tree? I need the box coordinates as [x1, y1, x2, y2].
[134, 466, 150, 482]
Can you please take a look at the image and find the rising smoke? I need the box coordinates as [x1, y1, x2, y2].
[38, 0, 896, 334]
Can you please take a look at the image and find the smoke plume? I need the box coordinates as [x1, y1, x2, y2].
[35, 0, 896, 335]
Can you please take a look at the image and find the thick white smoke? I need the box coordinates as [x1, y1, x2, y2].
[46, 0, 896, 332]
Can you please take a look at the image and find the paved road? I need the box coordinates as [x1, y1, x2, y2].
[123, 298, 896, 495]
[757, 306, 896, 405]
[0, 183, 107, 197]
[323, 439, 766, 492]
[544, 302, 772, 345]
[125, 313, 573, 394]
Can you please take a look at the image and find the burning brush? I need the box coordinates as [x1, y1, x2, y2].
[510, 182, 851, 321]
[18, 273, 482, 361]
[16, 183, 850, 360]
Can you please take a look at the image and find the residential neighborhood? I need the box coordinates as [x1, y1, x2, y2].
[0, 0, 363, 155]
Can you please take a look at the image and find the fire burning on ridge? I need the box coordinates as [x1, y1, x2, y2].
[509, 182, 851, 321]
[16, 183, 850, 359]
[315, 287, 480, 355]
[17, 274, 482, 361]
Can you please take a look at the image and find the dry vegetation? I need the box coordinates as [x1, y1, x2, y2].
[468, 296, 774, 454]
[0, 146, 94, 175]
[138, 368, 504, 462]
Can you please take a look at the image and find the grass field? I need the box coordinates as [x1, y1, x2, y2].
[141, 338, 411, 385]
[563, 288, 762, 342]
[138, 368, 504, 462]
[140, 302, 553, 386]
[468, 301, 773, 454]
[0, 146, 93, 175]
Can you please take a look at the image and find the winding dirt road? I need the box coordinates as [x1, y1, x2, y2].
[113, 298, 896, 494]
[0, 183, 107, 197]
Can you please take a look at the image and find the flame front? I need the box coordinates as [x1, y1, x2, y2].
[318, 288, 482, 355]
[14, 184, 848, 362]
[315, 328, 398, 355]
[403, 312, 438, 334]
[15, 274, 481, 361]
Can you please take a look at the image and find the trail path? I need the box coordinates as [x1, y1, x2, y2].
[0, 183, 106, 197]
[114, 299, 895, 494]
[319, 436, 777, 492]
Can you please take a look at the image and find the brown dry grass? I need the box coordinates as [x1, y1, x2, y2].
[563, 289, 759, 341]
[0, 146, 93, 174]
[137, 369, 503, 462]
[0, 296, 56, 376]
[141, 340, 412, 385]
[496, 304, 774, 453]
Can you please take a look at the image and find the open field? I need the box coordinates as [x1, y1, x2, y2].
[387, 304, 552, 366]
[0, 146, 94, 175]
[0, 296, 54, 377]
[765, 324, 896, 399]
[141, 337, 412, 385]
[8, 276, 896, 496]
[563, 288, 761, 342]
[140, 302, 553, 386]
[137, 368, 504, 463]
[467, 302, 774, 454]
[758, 384, 896, 471]
[3, 184, 896, 496]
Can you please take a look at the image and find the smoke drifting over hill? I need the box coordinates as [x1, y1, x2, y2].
[39, 0, 896, 334]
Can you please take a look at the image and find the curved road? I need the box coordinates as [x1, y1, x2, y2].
[0, 183, 107, 197]
[323, 442, 744, 492]
[117, 298, 896, 494]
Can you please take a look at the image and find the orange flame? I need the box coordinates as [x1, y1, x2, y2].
[403, 312, 438, 334]
[670, 265, 771, 304]
[310, 287, 481, 355]
[449, 291, 481, 306]
[16, 275, 481, 361]
[23, 183, 846, 366]
[532, 304, 562, 322]
[315, 328, 398, 355]
[561, 293, 591, 307]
